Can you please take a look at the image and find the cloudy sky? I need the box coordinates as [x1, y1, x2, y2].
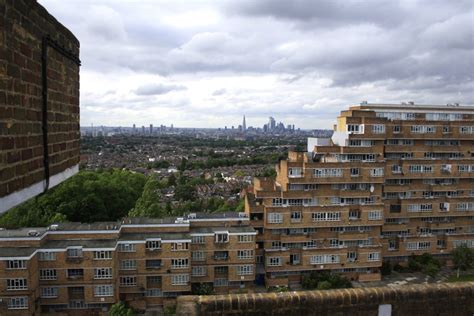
[38, 0, 473, 129]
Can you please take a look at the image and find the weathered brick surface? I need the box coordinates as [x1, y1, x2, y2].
[176, 282, 474, 316]
[0, 0, 80, 197]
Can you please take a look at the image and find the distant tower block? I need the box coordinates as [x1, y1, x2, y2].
[243, 115, 247, 132]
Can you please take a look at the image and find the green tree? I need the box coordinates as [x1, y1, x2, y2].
[108, 302, 134, 316]
[129, 177, 164, 218]
[453, 244, 474, 278]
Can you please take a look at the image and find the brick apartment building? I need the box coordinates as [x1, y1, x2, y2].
[245, 103, 474, 287]
[0, 212, 256, 314]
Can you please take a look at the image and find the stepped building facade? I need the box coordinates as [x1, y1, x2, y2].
[245, 103, 474, 287]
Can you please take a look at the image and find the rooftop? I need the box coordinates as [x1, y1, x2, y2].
[353, 102, 474, 111]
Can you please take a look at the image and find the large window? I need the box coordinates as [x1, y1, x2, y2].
[7, 279, 27, 290]
[215, 233, 229, 243]
[171, 259, 189, 269]
[66, 247, 83, 258]
[41, 287, 58, 298]
[146, 259, 162, 269]
[94, 268, 113, 279]
[39, 269, 57, 280]
[267, 257, 282, 267]
[120, 260, 137, 270]
[312, 212, 341, 222]
[267, 213, 283, 224]
[368, 252, 381, 261]
[368, 211, 383, 221]
[370, 168, 384, 177]
[237, 265, 253, 275]
[94, 285, 113, 297]
[310, 254, 340, 264]
[192, 236, 205, 244]
[118, 243, 136, 252]
[171, 242, 189, 251]
[171, 274, 189, 285]
[372, 124, 385, 134]
[119, 276, 137, 287]
[237, 250, 254, 260]
[409, 165, 433, 173]
[6, 260, 26, 269]
[238, 234, 254, 243]
[192, 251, 205, 261]
[313, 168, 343, 178]
[192, 266, 207, 276]
[38, 252, 56, 261]
[8, 297, 28, 310]
[146, 240, 161, 250]
[93, 251, 112, 260]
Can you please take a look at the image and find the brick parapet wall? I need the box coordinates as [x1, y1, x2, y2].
[176, 282, 474, 316]
[0, 0, 80, 199]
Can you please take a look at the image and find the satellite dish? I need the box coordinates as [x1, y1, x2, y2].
[370, 185, 374, 193]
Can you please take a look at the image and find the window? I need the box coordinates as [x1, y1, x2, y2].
[39, 269, 57, 280]
[171, 242, 189, 251]
[118, 243, 136, 252]
[214, 251, 229, 260]
[370, 168, 384, 177]
[267, 213, 283, 224]
[67, 269, 84, 279]
[411, 125, 436, 133]
[146, 240, 161, 250]
[290, 211, 302, 222]
[119, 276, 137, 287]
[458, 165, 474, 173]
[460, 126, 474, 134]
[6, 260, 26, 269]
[7, 279, 27, 290]
[94, 268, 112, 279]
[391, 165, 402, 174]
[288, 167, 303, 177]
[350, 168, 360, 177]
[267, 257, 282, 266]
[347, 252, 357, 262]
[93, 251, 112, 260]
[310, 254, 340, 264]
[147, 276, 162, 285]
[94, 285, 113, 297]
[312, 212, 341, 222]
[408, 204, 433, 212]
[8, 297, 28, 310]
[349, 210, 361, 220]
[171, 259, 189, 269]
[393, 125, 401, 133]
[67, 248, 83, 258]
[238, 235, 254, 243]
[146, 259, 162, 269]
[215, 233, 229, 243]
[406, 242, 431, 250]
[372, 124, 385, 134]
[192, 236, 205, 244]
[237, 250, 254, 260]
[146, 289, 162, 297]
[368, 252, 381, 261]
[38, 252, 56, 261]
[214, 266, 228, 274]
[409, 165, 434, 173]
[237, 265, 253, 275]
[192, 250, 205, 261]
[214, 278, 229, 287]
[41, 287, 58, 298]
[120, 260, 137, 270]
[368, 211, 383, 221]
[347, 124, 363, 134]
[313, 168, 343, 178]
[192, 266, 207, 276]
[171, 274, 189, 285]
[330, 239, 339, 248]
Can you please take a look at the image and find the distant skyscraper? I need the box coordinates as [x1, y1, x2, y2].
[150, 124, 153, 135]
[142, 125, 145, 135]
[133, 124, 136, 134]
[243, 115, 246, 132]
[268, 116, 276, 131]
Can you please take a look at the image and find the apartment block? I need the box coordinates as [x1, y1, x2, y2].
[0, 212, 256, 315]
[245, 103, 474, 287]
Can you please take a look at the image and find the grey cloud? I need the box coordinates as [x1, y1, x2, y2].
[212, 88, 227, 96]
[134, 83, 187, 96]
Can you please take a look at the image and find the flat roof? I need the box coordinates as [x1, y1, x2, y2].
[191, 226, 256, 234]
[119, 232, 190, 241]
[352, 103, 474, 111]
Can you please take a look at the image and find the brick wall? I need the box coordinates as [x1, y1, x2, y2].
[176, 282, 474, 316]
[0, 0, 80, 212]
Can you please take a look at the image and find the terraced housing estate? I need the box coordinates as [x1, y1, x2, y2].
[0, 213, 256, 315]
[245, 103, 474, 287]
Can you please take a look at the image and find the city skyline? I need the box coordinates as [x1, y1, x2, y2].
[37, 0, 473, 129]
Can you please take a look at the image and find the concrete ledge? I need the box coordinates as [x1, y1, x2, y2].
[176, 282, 474, 316]
[0, 164, 79, 213]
